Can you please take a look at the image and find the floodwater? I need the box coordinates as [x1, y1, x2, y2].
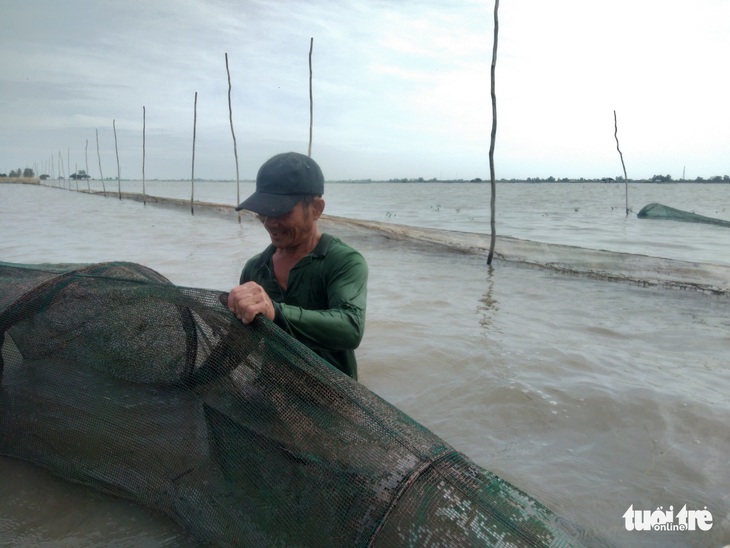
[1, 181, 729, 547]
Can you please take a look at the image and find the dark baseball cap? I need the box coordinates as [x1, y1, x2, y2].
[235, 152, 324, 216]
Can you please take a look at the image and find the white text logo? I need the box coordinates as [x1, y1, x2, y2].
[623, 505, 713, 532]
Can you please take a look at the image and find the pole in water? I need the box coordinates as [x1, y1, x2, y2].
[613, 110, 629, 216]
[308, 37, 314, 158]
[191, 92, 198, 216]
[225, 53, 241, 223]
[85, 139, 90, 192]
[486, 0, 499, 266]
[96, 128, 107, 197]
[113, 119, 121, 200]
[142, 106, 147, 206]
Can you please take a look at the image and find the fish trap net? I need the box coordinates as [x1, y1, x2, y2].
[0, 261, 595, 547]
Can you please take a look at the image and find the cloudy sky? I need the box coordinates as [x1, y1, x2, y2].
[1, 0, 728, 181]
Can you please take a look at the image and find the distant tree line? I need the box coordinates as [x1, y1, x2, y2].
[1, 168, 36, 178]
[387, 177, 439, 183]
[651, 174, 730, 183]
[379, 174, 730, 183]
[2, 168, 729, 183]
[0, 168, 91, 180]
[520, 174, 730, 183]
[70, 170, 91, 180]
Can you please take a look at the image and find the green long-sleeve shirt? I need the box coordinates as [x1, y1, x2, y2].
[240, 233, 367, 379]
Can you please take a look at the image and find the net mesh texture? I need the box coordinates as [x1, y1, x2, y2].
[637, 202, 730, 228]
[0, 261, 598, 547]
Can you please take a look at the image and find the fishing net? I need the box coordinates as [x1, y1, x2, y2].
[638, 202, 730, 228]
[0, 261, 594, 547]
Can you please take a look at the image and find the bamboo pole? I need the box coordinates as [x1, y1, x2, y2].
[308, 37, 314, 157]
[225, 53, 241, 222]
[96, 128, 107, 197]
[486, 0, 500, 266]
[142, 106, 147, 206]
[69, 148, 77, 191]
[113, 119, 121, 200]
[613, 110, 629, 216]
[85, 139, 90, 191]
[58, 151, 65, 187]
[191, 92, 198, 216]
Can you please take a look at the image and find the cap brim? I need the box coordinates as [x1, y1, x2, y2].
[235, 192, 302, 217]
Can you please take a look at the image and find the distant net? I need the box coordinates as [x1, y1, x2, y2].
[638, 202, 730, 228]
[0, 261, 597, 547]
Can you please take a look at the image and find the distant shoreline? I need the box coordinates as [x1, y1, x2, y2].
[0, 177, 40, 185]
[23, 178, 730, 185]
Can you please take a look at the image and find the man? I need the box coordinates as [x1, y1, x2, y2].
[227, 152, 368, 380]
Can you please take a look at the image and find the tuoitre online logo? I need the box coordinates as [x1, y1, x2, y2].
[623, 504, 713, 532]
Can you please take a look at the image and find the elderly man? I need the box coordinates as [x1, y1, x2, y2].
[227, 152, 368, 379]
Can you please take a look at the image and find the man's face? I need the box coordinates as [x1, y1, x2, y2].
[258, 198, 323, 250]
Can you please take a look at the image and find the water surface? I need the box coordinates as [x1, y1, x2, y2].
[1, 182, 728, 547]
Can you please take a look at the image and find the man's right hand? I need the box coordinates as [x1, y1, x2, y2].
[227, 282, 276, 324]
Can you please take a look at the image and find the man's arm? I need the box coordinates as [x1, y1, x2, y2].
[278, 253, 367, 351]
[230, 247, 367, 351]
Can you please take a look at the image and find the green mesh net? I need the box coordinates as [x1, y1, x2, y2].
[638, 202, 730, 228]
[0, 261, 598, 547]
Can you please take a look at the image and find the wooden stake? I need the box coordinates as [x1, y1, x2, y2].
[191, 92, 197, 216]
[487, 0, 500, 266]
[308, 37, 314, 157]
[142, 106, 147, 206]
[85, 139, 90, 191]
[96, 128, 107, 197]
[58, 151, 64, 187]
[225, 53, 241, 222]
[613, 110, 629, 216]
[69, 148, 76, 191]
[113, 119, 121, 200]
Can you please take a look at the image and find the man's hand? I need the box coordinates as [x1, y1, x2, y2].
[227, 282, 276, 324]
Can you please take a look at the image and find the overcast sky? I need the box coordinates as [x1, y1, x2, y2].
[1, 0, 728, 181]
